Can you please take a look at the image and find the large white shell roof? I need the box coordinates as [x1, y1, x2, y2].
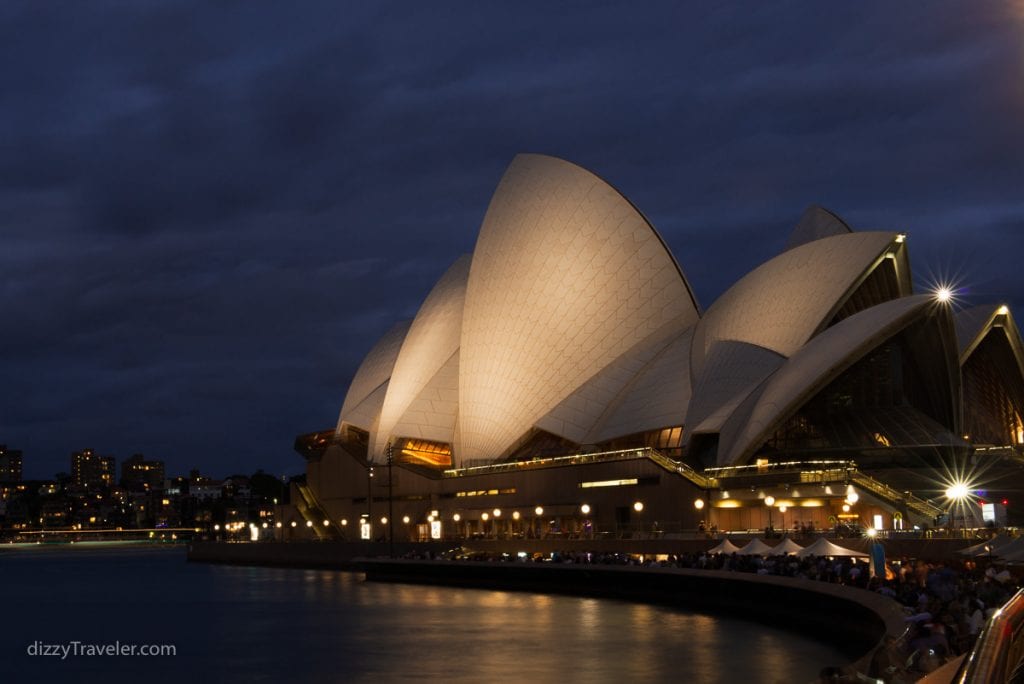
[456, 153, 700, 462]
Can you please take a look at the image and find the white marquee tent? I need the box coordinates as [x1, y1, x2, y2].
[795, 537, 866, 558]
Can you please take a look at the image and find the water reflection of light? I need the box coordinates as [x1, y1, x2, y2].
[577, 597, 599, 631]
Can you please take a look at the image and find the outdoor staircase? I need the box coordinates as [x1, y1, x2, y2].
[295, 482, 342, 540]
[849, 470, 944, 523]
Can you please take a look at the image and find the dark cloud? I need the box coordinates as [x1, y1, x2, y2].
[2, 1, 1023, 478]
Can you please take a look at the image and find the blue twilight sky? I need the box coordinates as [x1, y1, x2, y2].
[2, 2, 1023, 479]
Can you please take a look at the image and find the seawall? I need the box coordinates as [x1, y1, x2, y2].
[357, 557, 908, 669]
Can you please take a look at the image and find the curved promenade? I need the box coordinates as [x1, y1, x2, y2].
[356, 557, 908, 672]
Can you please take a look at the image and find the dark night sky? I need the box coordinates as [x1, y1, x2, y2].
[2, 2, 1023, 480]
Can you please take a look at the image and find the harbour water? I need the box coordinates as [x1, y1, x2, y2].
[0, 546, 848, 683]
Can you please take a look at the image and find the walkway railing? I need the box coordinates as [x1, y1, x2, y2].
[848, 471, 944, 520]
[443, 448, 714, 489]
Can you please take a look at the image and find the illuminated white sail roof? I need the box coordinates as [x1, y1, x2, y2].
[337, 320, 411, 433]
[457, 153, 700, 462]
[373, 256, 470, 458]
[718, 295, 935, 466]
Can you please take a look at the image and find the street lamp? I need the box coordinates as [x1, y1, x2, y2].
[945, 481, 970, 536]
[633, 501, 644, 538]
[764, 495, 775, 535]
[580, 504, 591, 538]
[534, 506, 543, 538]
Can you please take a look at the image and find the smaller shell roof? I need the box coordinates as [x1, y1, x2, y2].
[337, 320, 412, 432]
[373, 255, 470, 456]
[718, 295, 936, 466]
[955, 304, 1024, 366]
[690, 231, 902, 383]
[955, 305, 1001, 359]
[785, 205, 853, 252]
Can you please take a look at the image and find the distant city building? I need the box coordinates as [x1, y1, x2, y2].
[189, 470, 223, 501]
[0, 445, 23, 482]
[190, 482, 223, 501]
[71, 449, 115, 489]
[120, 453, 165, 491]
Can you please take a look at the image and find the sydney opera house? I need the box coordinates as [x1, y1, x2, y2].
[290, 154, 1024, 542]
